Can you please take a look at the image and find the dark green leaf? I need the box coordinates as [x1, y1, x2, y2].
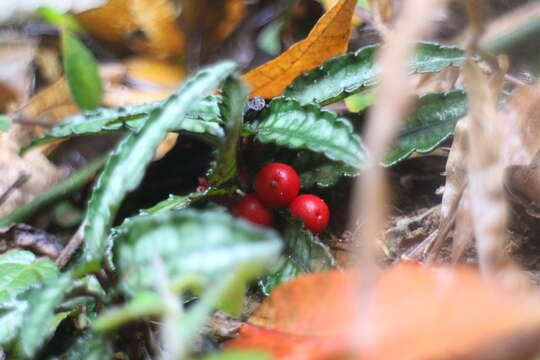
[385, 90, 467, 166]
[0, 115, 12, 132]
[77, 62, 237, 276]
[0, 250, 58, 302]
[284, 42, 466, 105]
[286, 150, 357, 189]
[259, 217, 334, 295]
[21, 95, 223, 154]
[245, 98, 365, 168]
[209, 74, 249, 186]
[63, 331, 113, 360]
[115, 209, 282, 301]
[20, 273, 72, 357]
[62, 30, 103, 110]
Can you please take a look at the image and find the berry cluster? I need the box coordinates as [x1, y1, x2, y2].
[233, 162, 330, 233]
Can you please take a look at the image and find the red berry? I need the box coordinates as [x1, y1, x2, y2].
[255, 163, 301, 207]
[233, 194, 273, 227]
[289, 194, 330, 233]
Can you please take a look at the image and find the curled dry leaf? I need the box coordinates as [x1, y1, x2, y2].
[243, 0, 357, 98]
[0, 33, 36, 112]
[15, 58, 184, 160]
[77, 0, 185, 58]
[0, 126, 64, 218]
[228, 264, 540, 360]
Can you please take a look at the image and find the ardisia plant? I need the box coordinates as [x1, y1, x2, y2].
[0, 28, 470, 360]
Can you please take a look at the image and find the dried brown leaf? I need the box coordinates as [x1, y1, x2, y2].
[77, 0, 185, 58]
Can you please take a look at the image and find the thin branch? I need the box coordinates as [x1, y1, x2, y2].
[0, 173, 29, 207]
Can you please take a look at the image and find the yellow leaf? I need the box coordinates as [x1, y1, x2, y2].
[244, 0, 357, 98]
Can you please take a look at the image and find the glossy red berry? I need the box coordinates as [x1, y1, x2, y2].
[233, 193, 273, 227]
[255, 163, 301, 207]
[289, 194, 330, 233]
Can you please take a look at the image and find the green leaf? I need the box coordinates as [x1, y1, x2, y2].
[139, 186, 236, 215]
[62, 30, 103, 110]
[21, 95, 224, 154]
[0, 250, 58, 302]
[257, 20, 283, 56]
[245, 98, 365, 168]
[259, 217, 335, 295]
[0, 300, 28, 345]
[39, 7, 85, 34]
[385, 89, 467, 166]
[0, 115, 12, 131]
[63, 331, 113, 360]
[209, 74, 249, 186]
[115, 209, 282, 301]
[77, 62, 237, 276]
[177, 268, 250, 349]
[20, 273, 72, 357]
[279, 150, 357, 189]
[92, 292, 163, 332]
[199, 349, 271, 360]
[284, 42, 467, 105]
[345, 92, 375, 112]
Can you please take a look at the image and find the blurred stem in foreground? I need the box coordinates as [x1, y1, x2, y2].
[0, 155, 107, 227]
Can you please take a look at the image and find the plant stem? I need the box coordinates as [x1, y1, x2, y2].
[0, 155, 107, 227]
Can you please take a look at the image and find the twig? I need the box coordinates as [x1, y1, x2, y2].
[56, 224, 84, 269]
[0, 155, 107, 227]
[355, 7, 389, 38]
[13, 116, 55, 128]
[0, 173, 29, 207]
[349, 0, 448, 273]
[480, 1, 540, 54]
[504, 73, 529, 86]
[426, 183, 466, 263]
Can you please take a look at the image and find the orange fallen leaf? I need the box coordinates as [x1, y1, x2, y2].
[322, 0, 364, 26]
[243, 0, 357, 98]
[231, 324, 348, 360]
[228, 264, 540, 360]
[77, 0, 185, 58]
